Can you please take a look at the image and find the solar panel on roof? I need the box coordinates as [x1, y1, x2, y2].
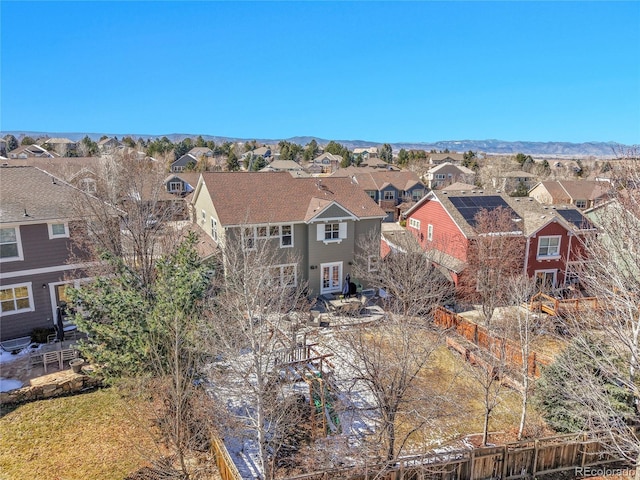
[557, 209, 594, 230]
[448, 195, 522, 228]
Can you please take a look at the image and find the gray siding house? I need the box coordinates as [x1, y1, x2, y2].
[332, 168, 426, 222]
[0, 166, 110, 341]
[170, 153, 198, 172]
[190, 172, 386, 295]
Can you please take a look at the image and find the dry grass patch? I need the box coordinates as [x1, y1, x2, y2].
[389, 332, 550, 452]
[0, 387, 162, 480]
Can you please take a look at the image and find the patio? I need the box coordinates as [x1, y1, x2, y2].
[312, 290, 386, 328]
[1, 336, 85, 390]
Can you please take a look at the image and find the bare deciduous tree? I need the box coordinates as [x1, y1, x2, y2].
[326, 234, 458, 461]
[461, 207, 526, 327]
[506, 275, 540, 440]
[70, 149, 186, 289]
[206, 232, 312, 479]
[560, 151, 640, 478]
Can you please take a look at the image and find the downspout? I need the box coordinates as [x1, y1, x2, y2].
[523, 236, 531, 276]
[564, 232, 573, 286]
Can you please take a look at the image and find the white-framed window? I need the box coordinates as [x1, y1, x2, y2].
[383, 190, 395, 200]
[367, 191, 376, 200]
[280, 225, 293, 248]
[435, 174, 446, 180]
[537, 235, 561, 259]
[169, 181, 183, 193]
[80, 178, 96, 194]
[201, 210, 206, 224]
[0, 226, 23, 261]
[427, 224, 433, 241]
[325, 223, 340, 240]
[48, 222, 69, 239]
[242, 227, 256, 250]
[368, 255, 379, 272]
[412, 189, 423, 201]
[316, 222, 347, 244]
[0, 282, 34, 315]
[271, 264, 297, 287]
[173, 166, 185, 172]
[575, 200, 587, 209]
[257, 226, 269, 238]
[409, 218, 421, 229]
[210, 217, 218, 242]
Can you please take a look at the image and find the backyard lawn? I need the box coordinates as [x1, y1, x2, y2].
[0, 387, 163, 480]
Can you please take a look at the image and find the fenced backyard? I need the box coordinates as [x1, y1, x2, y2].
[279, 431, 627, 480]
[210, 429, 629, 480]
[433, 306, 553, 379]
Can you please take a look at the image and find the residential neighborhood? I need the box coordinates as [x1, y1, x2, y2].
[1, 129, 637, 480]
[1, 1, 638, 479]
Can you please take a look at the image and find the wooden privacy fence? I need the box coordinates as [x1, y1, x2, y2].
[283, 431, 626, 480]
[211, 435, 243, 480]
[433, 307, 552, 378]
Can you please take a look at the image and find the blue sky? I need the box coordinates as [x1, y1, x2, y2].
[1, 1, 639, 144]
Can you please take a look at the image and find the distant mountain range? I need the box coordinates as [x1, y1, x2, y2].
[2, 131, 633, 157]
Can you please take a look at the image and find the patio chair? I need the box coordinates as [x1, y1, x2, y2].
[61, 348, 78, 367]
[30, 352, 44, 371]
[43, 351, 61, 373]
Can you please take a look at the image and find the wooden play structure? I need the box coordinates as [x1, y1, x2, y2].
[275, 342, 342, 438]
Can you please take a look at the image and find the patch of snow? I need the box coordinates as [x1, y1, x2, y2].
[0, 345, 34, 364]
[0, 378, 23, 392]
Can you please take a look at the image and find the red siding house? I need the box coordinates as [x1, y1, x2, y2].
[404, 190, 595, 289]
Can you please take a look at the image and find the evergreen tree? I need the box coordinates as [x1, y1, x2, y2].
[535, 337, 634, 433]
[70, 234, 213, 381]
[4, 134, 18, 151]
[226, 149, 240, 171]
[380, 143, 393, 163]
[510, 181, 529, 197]
[397, 148, 409, 167]
[303, 139, 319, 162]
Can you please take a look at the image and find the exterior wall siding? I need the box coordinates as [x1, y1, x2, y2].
[1, 223, 78, 274]
[307, 221, 356, 295]
[407, 199, 468, 262]
[314, 204, 353, 220]
[0, 270, 85, 341]
[526, 221, 570, 285]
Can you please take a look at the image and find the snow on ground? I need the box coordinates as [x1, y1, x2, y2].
[0, 345, 32, 364]
[0, 378, 23, 392]
[205, 309, 405, 477]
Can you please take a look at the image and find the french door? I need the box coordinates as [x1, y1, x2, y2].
[320, 262, 343, 294]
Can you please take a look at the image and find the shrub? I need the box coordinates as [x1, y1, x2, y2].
[31, 327, 55, 344]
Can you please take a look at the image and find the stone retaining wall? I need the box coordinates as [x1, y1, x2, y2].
[0, 372, 103, 405]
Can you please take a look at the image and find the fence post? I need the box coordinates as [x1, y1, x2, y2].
[469, 449, 475, 480]
[581, 432, 588, 469]
[502, 444, 509, 479]
[532, 439, 539, 477]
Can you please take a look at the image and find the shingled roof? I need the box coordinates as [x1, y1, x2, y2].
[406, 189, 595, 239]
[532, 180, 610, 203]
[0, 166, 114, 224]
[332, 168, 423, 192]
[196, 171, 386, 227]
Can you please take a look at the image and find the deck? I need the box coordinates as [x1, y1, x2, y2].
[528, 292, 605, 317]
